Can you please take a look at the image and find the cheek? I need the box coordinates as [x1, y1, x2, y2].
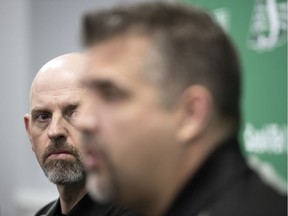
[102, 102, 154, 135]
[100, 106, 149, 148]
[101, 108, 174, 167]
[68, 130, 84, 154]
[30, 131, 47, 161]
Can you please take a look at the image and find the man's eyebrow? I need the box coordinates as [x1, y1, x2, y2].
[31, 103, 80, 114]
[30, 108, 50, 119]
[83, 79, 118, 90]
[63, 103, 80, 114]
[31, 107, 49, 114]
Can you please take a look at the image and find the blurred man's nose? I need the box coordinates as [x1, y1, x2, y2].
[73, 99, 98, 134]
[48, 115, 67, 144]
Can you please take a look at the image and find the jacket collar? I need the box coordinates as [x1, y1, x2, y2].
[165, 135, 247, 216]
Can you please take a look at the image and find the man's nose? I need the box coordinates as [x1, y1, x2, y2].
[73, 99, 98, 134]
[47, 115, 67, 143]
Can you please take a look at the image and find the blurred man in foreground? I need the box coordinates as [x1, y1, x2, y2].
[24, 53, 136, 216]
[76, 2, 287, 216]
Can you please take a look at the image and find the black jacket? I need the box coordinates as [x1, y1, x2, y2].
[35, 194, 137, 216]
[165, 136, 287, 216]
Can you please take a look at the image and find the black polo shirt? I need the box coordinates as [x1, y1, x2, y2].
[35, 193, 137, 216]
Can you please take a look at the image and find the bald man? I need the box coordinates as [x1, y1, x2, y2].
[24, 53, 136, 216]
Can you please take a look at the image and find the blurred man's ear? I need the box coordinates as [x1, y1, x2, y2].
[24, 114, 35, 152]
[176, 85, 212, 144]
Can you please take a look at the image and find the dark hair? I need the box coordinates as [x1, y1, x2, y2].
[82, 2, 242, 130]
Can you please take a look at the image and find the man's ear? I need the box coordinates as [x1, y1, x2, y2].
[24, 114, 35, 152]
[177, 85, 212, 144]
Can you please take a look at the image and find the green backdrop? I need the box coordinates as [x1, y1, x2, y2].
[184, 0, 287, 192]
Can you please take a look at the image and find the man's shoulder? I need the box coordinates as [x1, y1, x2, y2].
[209, 170, 287, 216]
[34, 199, 58, 216]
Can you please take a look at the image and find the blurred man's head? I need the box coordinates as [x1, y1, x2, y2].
[24, 53, 86, 185]
[77, 3, 241, 215]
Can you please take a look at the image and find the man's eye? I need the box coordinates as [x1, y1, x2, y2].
[35, 113, 51, 122]
[102, 88, 126, 101]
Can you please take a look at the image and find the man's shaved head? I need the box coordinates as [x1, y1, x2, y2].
[29, 53, 85, 107]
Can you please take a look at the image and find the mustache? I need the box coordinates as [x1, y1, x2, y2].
[42, 142, 80, 161]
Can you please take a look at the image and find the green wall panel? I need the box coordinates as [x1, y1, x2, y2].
[183, 0, 287, 192]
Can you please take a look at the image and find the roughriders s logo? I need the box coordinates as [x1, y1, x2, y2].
[247, 0, 287, 51]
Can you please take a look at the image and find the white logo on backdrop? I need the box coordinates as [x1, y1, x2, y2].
[247, 0, 287, 51]
[244, 123, 287, 154]
[211, 8, 230, 32]
[244, 123, 287, 193]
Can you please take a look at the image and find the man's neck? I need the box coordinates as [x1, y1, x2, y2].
[141, 121, 235, 216]
[56, 182, 87, 214]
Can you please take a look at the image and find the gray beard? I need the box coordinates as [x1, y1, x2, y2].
[43, 159, 85, 185]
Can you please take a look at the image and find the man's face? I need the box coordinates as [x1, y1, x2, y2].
[25, 67, 86, 185]
[78, 36, 181, 205]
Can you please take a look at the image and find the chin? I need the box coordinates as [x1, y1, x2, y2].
[86, 172, 114, 203]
